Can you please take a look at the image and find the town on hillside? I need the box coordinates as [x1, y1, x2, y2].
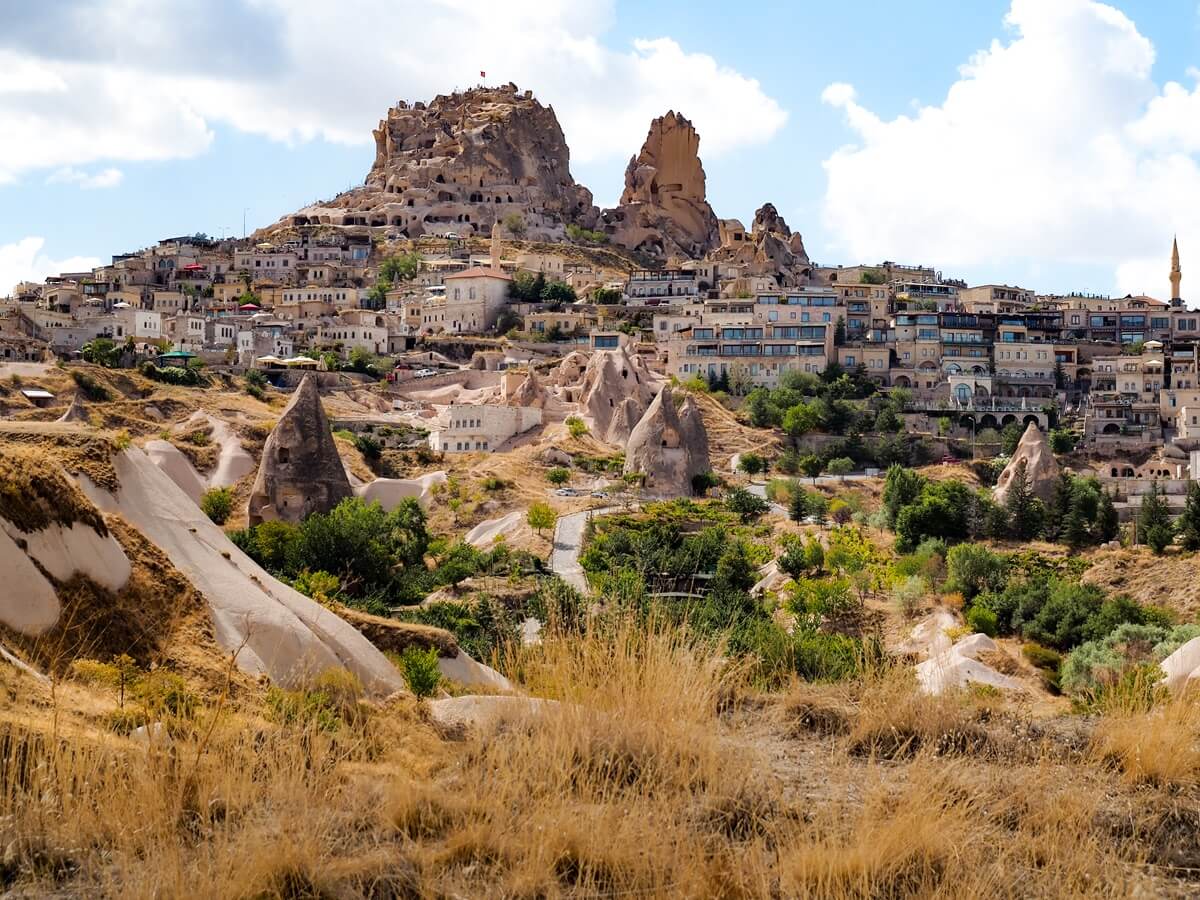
[7, 82, 1200, 897]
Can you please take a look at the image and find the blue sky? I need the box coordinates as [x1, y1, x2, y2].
[4, 0, 1200, 299]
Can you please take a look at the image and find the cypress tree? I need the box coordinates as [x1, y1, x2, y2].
[1138, 480, 1175, 554]
[1004, 460, 1044, 540]
[1095, 490, 1119, 544]
[1177, 480, 1200, 551]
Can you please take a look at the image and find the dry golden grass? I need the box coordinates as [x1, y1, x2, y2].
[0, 618, 1192, 897]
[1094, 693, 1200, 788]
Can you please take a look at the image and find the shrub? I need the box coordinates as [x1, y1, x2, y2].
[725, 486, 769, 523]
[792, 631, 862, 682]
[944, 544, 1007, 600]
[1022, 642, 1062, 671]
[965, 604, 998, 637]
[691, 471, 720, 496]
[69, 370, 111, 401]
[481, 476, 510, 492]
[891, 575, 927, 618]
[528, 502, 557, 536]
[565, 416, 588, 438]
[398, 646, 442, 699]
[200, 487, 234, 525]
[737, 452, 766, 476]
[290, 570, 341, 604]
[828, 499, 853, 525]
[546, 467, 571, 485]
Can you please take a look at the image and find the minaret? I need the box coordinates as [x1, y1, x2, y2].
[1171, 236, 1182, 303]
[490, 222, 502, 271]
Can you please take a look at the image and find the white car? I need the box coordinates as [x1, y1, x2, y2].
[413, 368, 437, 378]
[442, 231, 460, 240]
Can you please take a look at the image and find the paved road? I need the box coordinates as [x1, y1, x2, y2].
[549, 506, 623, 593]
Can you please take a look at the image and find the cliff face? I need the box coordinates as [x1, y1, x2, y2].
[283, 84, 597, 240]
[600, 111, 720, 260]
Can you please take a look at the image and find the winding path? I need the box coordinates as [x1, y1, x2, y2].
[549, 506, 623, 593]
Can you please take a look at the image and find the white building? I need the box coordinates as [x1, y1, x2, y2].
[429, 404, 542, 453]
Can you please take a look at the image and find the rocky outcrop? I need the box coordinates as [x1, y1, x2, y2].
[600, 111, 719, 259]
[248, 375, 353, 525]
[278, 84, 597, 240]
[711, 202, 812, 287]
[623, 388, 710, 497]
[577, 346, 659, 445]
[507, 370, 546, 408]
[993, 423, 1060, 506]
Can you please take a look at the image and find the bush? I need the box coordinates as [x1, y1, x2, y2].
[546, 467, 570, 485]
[792, 631, 862, 682]
[398, 646, 442, 699]
[481, 476, 510, 492]
[725, 486, 769, 523]
[737, 452, 766, 476]
[891, 575, 927, 618]
[69, 370, 111, 401]
[565, 416, 588, 438]
[944, 544, 1007, 600]
[528, 502, 557, 536]
[965, 604, 998, 637]
[200, 487, 234, 525]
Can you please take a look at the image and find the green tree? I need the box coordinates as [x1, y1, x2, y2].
[1177, 480, 1200, 551]
[1004, 460, 1044, 540]
[737, 452, 766, 476]
[528, 502, 557, 537]
[200, 487, 234, 525]
[788, 487, 809, 523]
[745, 388, 776, 428]
[1045, 472, 1075, 541]
[379, 251, 421, 284]
[825, 457, 854, 480]
[799, 454, 824, 481]
[882, 464, 926, 526]
[546, 467, 570, 485]
[1096, 491, 1120, 544]
[833, 317, 846, 346]
[1138, 480, 1175, 554]
[592, 287, 623, 304]
[725, 486, 769, 523]
[1000, 421, 1024, 455]
[782, 403, 819, 441]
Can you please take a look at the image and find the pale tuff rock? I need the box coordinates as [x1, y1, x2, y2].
[247, 374, 353, 526]
[600, 111, 720, 259]
[145, 440, 206, 503]
[0, 518, 130, 594]
[354, 471, 447, 512]
[506, 370, 546, 409]
[711, 202, 812, 287]
[577, 346, 659, 445]
[898, 611, 1022, 695]
[550, 350, 589, 387]
[78, 449, 407, 694]
[623, 388, 711, 498]
[0, 526, 61, 636]
[282, 84, 597, 240]
[465, 510, 525, 548]
[1160, 637, 1200, 691]
[993, 423, 1060, 506]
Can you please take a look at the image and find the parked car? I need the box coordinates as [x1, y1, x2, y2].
[413, 368, 437, 378]
[441, 231, 460, 240]
[554, 487, 579, 497]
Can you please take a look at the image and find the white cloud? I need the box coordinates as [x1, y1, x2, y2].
[820, 0, 1200, 296]
[0, 238, 101, 297]
[45, 167, 124, 189]
[0, 1, 785, 186]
